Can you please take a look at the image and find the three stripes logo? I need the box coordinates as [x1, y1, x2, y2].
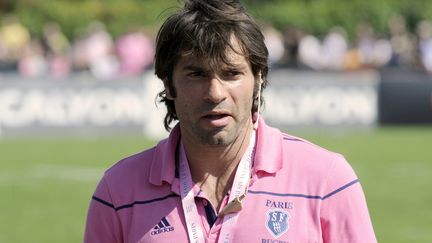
[151, 217, 175, 235]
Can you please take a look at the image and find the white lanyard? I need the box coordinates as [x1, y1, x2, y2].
[179, 131, 256, 243]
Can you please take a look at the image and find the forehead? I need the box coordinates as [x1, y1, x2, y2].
[176, 52, 250, 71]
[175, 36, 251, 71]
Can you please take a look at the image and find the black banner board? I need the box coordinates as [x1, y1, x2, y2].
[379, 69, 432, 124]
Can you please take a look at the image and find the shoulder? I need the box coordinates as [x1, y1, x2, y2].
[258, 119, 348, 173]
[257, 120, 356, 184]
[279, 132, 358, 195]
[281, 132, 351, 172]
[92, 145, 159, 206]
[104, 146, 157, 182]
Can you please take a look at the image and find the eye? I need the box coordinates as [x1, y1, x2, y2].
[222, 70, 243, 80]
[228, 70, 241, 76]
[188, 71, 206, 78]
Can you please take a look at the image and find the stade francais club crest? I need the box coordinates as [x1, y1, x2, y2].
[266, 209, 291, 238]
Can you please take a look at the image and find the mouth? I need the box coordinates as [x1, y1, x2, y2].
[203, 114, 229, 120]
[201, 111, 231, 127]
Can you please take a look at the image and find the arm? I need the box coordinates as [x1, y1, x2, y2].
[320, 156, 377, 243]
[84, 177, 123, 243]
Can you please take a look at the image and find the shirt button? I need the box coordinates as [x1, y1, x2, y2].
[202, 199, 208, 206]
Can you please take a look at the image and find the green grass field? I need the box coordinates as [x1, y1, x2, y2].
[1, 126, 431, 243]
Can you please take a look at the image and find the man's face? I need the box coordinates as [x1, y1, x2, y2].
[166, 38, 255, 146]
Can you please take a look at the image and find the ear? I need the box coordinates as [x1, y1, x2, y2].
[256, 73, 263, 97]
[258, 72, 264, 85]
[163, 78, 174, 100]
[253, 73, 263, 130]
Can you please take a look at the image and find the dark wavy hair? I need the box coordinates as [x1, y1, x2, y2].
[155, 0, 269, 131]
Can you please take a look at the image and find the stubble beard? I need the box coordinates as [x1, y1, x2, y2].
[198, 128, 232, 146]
[196, 116, 250, 147]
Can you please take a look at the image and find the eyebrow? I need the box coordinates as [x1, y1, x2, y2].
[183, 63, 248, 72]
[225, 64, 248, 70]
[183, 65, 208, 71]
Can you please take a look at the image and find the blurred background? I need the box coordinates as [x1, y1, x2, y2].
[0, 0, 431, 242]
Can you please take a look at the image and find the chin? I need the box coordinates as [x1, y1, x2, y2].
[199, 130, 233, 146]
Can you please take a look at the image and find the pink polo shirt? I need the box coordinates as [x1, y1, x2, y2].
[84, 118, 376, 243]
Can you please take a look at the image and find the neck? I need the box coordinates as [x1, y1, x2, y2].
[181, 122, 253, 210]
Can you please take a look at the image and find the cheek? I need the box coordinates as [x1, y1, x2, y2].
[235, 89, 254, 110]
[173, 94, 195, 117]
[176, 82, 200, 98]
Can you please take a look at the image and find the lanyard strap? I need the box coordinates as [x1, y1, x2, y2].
[179, 144, 205, 243]
[179, 131, 256, 243]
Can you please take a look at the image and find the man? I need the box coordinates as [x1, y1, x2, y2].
[84, 1, 377, 242]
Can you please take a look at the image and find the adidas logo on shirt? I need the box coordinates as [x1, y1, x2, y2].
[151, 217, 175, 235]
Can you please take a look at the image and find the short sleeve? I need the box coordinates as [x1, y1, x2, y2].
[84, 176, 123, 243]
[320, 155, 377, 243]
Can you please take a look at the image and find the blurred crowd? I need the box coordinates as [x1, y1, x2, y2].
[267, 15, 432, 73]
[0, 15, 154, 80]
[1, 14, 432, 80]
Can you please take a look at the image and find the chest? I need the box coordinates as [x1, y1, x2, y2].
[119, 185, 323, 243]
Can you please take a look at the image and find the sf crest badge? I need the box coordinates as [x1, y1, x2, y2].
[266, 209, 291, 238]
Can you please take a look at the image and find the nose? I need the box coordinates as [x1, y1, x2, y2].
[203, 76, 226, 104]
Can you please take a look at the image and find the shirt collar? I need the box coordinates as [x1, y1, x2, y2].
[253, 117, 284, 174]
[148, 117, 284, 186]
[149, 124, 180, 186]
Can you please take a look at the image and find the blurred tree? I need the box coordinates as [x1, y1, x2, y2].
[0, 0, 431, 41]
[0, 0, 16, 12]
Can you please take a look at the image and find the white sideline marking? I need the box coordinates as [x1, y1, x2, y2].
[33, 164, 105, 182]
[0, 164, 105, 185]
